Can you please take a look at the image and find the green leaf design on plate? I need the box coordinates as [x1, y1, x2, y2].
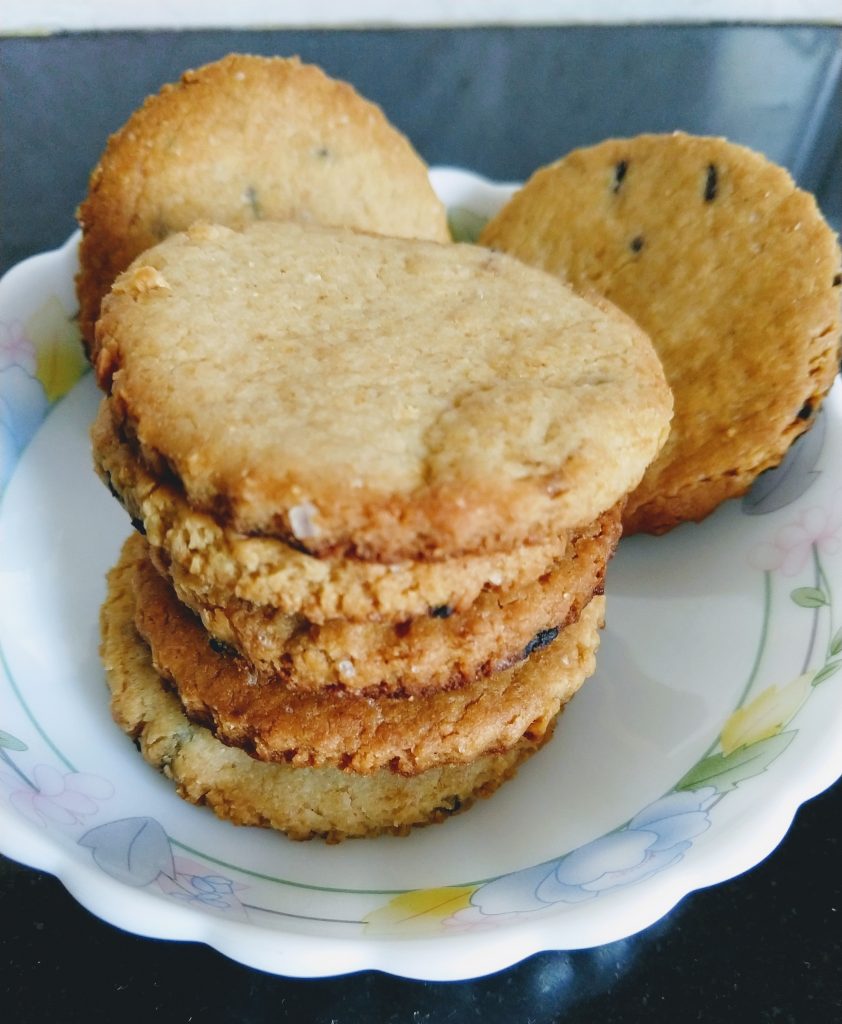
[830, 627, 842, 657]
[676, 731, 797, 794]
[812, 661, 842, 685]
[791, 587, 827, 608]
[0, 729, 28, 751]
[448, 207, 488, 243]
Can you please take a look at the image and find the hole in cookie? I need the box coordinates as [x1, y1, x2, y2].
[612, 160, 628, 193]
[630, 235, 645, 253]
[313, 145, 331, 160]
[704, 164, 718, 202]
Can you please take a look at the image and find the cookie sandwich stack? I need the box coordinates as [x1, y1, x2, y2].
[90, 218, 672, 840]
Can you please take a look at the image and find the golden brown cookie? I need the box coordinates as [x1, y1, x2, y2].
[164, 505, 618, 696]
[122, 535, 605, 776]
[480, 132, 842, 534]
[76, 53, 449, 348]
[92, 398, 573, 623]
[101, 544, 556, 840]
[94, 220, 671, 560]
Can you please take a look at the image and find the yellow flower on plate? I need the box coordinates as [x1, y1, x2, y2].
[364, 886, 477, 935]
[720, 672, 814, 756]
[27, 296, 86, 402]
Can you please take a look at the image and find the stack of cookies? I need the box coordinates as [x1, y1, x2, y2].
[89, 219, 671, 840]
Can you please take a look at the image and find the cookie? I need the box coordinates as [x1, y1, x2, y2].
[92, 398, 572, 623]
[101, 545, 556, 840]
[94, 220, 671, 560]
[122, 535, 605, 775]
[480, 132, 842, 534]
[76, 53, 450, 348]
[164, 504, 618, 696]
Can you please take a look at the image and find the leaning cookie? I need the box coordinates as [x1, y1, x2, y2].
[124, 535, 605, 776]
[480, 132, 842, 535]
[101, 545, 557, 841]
[76, 52, 450, 348]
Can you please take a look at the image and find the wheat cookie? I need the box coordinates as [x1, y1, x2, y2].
[76, 53, 450, 348]
[92, 399, 573, 623]
[101, 545, 556, 840]
[123, 535, 605, 776]
[480, 132, 842, 534]
[164, 505, 618, 696]
[94, 220, 671, 560]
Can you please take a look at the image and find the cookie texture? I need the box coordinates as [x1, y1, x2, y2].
[122, 535, 605, 776]
[92, 398, 572, 623]
[165, 505, 618, 696]
[94, 220, 671, 559]
[76, 53, 449, 347]
[101, 545, 551, 840]
[480, 132, 842, 534]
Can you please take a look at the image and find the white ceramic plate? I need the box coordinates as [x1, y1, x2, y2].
[2, 169, 842, 981]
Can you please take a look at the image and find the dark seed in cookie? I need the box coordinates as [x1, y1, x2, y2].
[208, 636, 237, 657]
[612, 160, 628, 193]
[704, 164, 718, 202]
[630, 235, 644, 253]
[797, 400, 814, 420]
[430, 604, 454, 619]
[523, 626, 560, 658]
[130, 516, 147, 535]
[244, 186, 262, 218]
[833, 273, 841, 287]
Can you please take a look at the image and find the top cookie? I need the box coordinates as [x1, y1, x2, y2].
[480, 132, 842, 534]
[94, 220, 671, 561]
[76, 53, 450, 348]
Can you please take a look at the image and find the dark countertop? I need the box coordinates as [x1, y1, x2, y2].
[2, 26, 842, 1022]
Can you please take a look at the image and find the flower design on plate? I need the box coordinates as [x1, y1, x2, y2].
[438, 788, 717, 931]
[3, 763, 114, 827]
[0, 300, 86, 492]
[749, 491, 842, 576]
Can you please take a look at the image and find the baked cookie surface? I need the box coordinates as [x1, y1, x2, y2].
[76, 53, 449, 347]
[95, 220, 671, 559]
[92, 398, 572, 623]
[101, 543, 551, 840]
[122, 535, 605, 775]
[480, 132, 842, 534]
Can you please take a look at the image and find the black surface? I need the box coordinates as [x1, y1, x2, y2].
[2, 26, 842, 1022]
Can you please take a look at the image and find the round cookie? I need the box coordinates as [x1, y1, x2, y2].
[480, 132, 842, 535]
[101, 546, 555, 840]
[95, 220, 671, 560]
[164, 505, 618, 696]
[76, 53, 450, 348]
[125, 535, 605, 775]
[92, 398, 572, 623]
